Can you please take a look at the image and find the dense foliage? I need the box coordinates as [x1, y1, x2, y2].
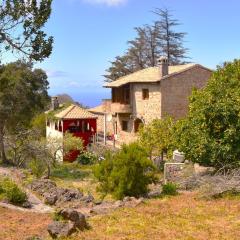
[77, 151, 97, 165]
[175, 60, 240, 170]
[162, 183, 178, 196]
[94, 143, 157, 199]
[0, 0, 53, 61]
[0, 178, 27, 204]
[0, 61, 49, 164]
[138, 117, 174, 162]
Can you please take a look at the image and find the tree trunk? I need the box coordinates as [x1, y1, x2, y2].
[0, 124, 8, 164]
[161, 151, 164, 162]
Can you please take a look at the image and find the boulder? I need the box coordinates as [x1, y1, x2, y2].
[30, 179, 57, 195]
[80, 193, 94, 203]
[44, 193, 58, 205]
[147, 189, 162, 198]
[47, 221, 76, 239]
[58, 208, 87, 230]
[114, 200, 124, 208]
[57, 188, 83, 203]
[22, 200, 32, 209]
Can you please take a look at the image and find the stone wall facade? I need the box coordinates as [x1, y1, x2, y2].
[93, 65, 212, 146]
[131, 83, 161, 124]
[161, 66, 212, 119]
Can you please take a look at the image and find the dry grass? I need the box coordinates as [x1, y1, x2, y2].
[69, 192, 240, 240]
[0, 207, 51, 240]
[1, 192, 240, 239]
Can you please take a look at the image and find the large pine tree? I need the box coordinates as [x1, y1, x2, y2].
[104, 8, 189, 82]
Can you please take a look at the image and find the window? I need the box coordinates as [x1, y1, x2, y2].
[122, 120, 128, 131]
[142, 89, 149, 100]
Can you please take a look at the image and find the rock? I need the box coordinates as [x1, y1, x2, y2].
[114, 200, 124, 208]
[44, 193, 58, 205]
[59, 208, 87, 230]
[58, 189, 83, 203]
[147, 189, 162, 198]
[22, 201, 32, 209]
[123, 196, 131, 202]
[80, 193, 94, 203]
[94, 200, 102, 205]
[47, 221, 76, 239]
[30, 179, 57, 195]
[31, 179, 84, 205]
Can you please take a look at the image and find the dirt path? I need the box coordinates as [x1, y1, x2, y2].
[0, 166, 53, 213]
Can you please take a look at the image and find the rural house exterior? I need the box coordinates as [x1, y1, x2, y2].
[90, 57, 212, 145]
[46, 98, 97, 161]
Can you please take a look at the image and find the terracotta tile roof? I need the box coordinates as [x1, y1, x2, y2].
[55, 104, 97, 119]
[89, 105, 105, 114]
[104, 63, 207, 88]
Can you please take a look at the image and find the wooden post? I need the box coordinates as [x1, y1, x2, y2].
[104, 114, 107, 145]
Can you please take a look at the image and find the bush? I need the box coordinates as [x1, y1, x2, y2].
[28, 159, 47, 178]
[162, 183, 178, 196]
[77, 151, 97, 165]
[0, 178, 27, 204]
[94, 143, 157, 199]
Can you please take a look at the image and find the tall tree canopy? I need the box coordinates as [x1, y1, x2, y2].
[104, 8, 188, 82]
[174, 60, 240, 170]
[0, 0, 53, 62]
[0, 61, 49, 164]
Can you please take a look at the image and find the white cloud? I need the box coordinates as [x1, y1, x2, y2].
[84, 0, 127, 7]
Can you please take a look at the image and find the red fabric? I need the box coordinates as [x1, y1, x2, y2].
[62, 118, 97, 162]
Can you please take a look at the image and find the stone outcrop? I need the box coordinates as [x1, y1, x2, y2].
[30, 179, 84, 205]
[48, 209, 87, 239]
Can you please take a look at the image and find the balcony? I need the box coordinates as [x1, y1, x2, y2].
[111, 103, 132, 114]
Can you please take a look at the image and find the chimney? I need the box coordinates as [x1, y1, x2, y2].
[158, 56, 169, 78]
[51, 96, 59, 110]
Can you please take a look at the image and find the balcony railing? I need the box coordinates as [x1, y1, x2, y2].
[111, 103, 132, 113]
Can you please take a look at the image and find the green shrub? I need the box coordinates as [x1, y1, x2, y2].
[77, 151, 97, 165]
[94, 143, 157, 200]
[52, 210, 65, 222]
[0, 178, 27, 204]
[28, 159, 46, 178]
[162, 182, 178, 196]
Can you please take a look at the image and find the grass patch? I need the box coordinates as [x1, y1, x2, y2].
[51, 163, 91, 180]
[68, 192, 240, 240]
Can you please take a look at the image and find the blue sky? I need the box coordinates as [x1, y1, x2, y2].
[36, 0, 240, 107]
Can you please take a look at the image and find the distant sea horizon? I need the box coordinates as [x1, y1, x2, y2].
[49, 88, 111, 108]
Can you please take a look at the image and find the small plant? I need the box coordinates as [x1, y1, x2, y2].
[52, 210, 65, 222]
[28, 159, 47, 178]
[77, 151, 97, 165]
[0, 178, 27, 204]
[162, 182, 178, 196]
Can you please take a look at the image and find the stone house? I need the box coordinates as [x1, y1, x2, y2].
[90, 57, 212, 145]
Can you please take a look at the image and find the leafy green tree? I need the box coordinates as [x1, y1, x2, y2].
[94, 142, 156, 199]
[0, 0, 53, 62]
[0, 61, 49, 164]
[174, 60, 240, 170]
[138, 117, 174, 161]
[31, 113, 47, 137]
